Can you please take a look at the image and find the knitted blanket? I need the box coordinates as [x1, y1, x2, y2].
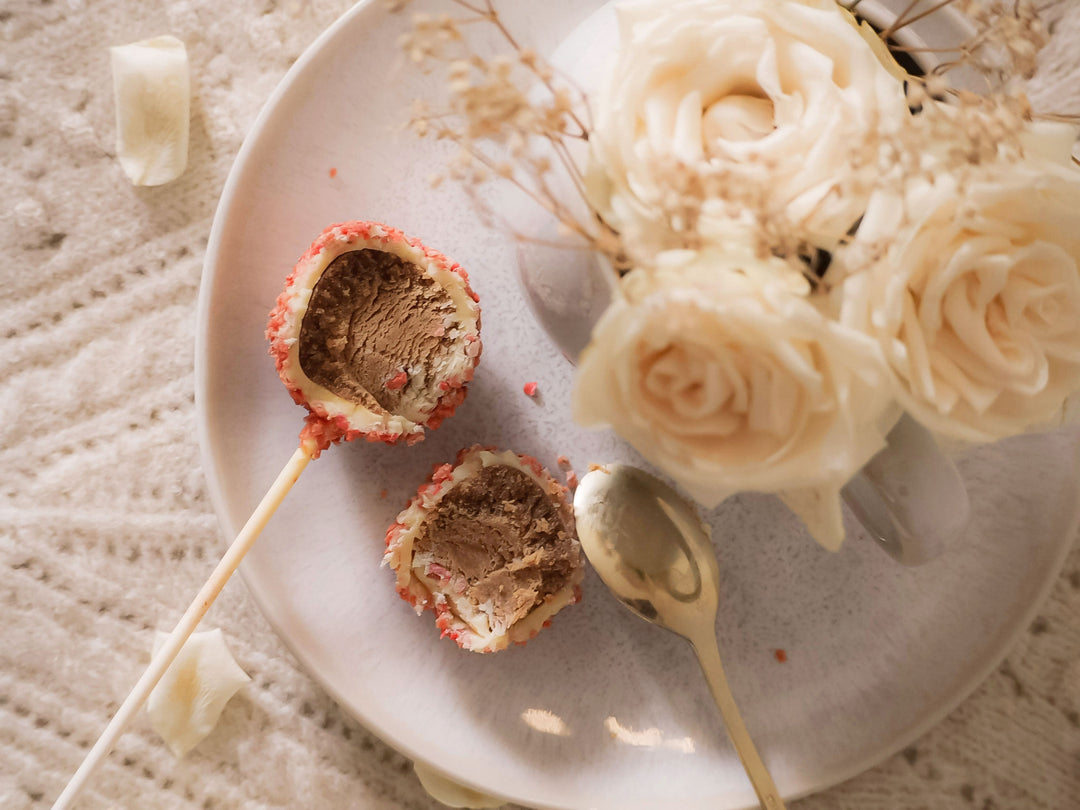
[1, 1, 1078, 808]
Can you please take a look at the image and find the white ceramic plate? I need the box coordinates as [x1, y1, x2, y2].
[195, 2, 1080, 807]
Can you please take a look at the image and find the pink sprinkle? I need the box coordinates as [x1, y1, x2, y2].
[418, 482, 442, 498]
[428, 563, 453, 582]
[523, 381, 538, 397]
[329, 167, 337, 178]
[385, 370, 408, 390]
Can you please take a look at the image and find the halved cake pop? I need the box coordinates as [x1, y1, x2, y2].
[267, 221, 482, 455]
[385, 446, 585, 653]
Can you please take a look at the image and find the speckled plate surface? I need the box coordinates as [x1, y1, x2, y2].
[195, 2, 1080, 808]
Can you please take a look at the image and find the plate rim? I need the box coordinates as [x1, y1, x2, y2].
[193, 2, 1080, 807]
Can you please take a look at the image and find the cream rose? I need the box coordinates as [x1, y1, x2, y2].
[586, 0, 909, 258]
[838, 153, 1080, 443]
[574, 249, 898, 549]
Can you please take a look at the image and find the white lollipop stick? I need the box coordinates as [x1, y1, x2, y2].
[52, 444, 314, 810]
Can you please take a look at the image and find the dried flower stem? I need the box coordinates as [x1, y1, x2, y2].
[394, 0, 622, 265]
[883, 0, 960, 40]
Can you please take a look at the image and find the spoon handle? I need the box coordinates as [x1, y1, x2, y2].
[691, 632, 786, 810]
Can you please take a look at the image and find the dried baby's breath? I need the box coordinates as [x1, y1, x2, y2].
[391, 0, 615, 263]
[832, 0, 1070, 282]
[394, 0, 1072, 284]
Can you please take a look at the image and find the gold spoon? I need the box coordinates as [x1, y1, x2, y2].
[574, 464, 786, 810]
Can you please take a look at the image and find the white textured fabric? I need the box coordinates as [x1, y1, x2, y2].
[0, 2, 1078, 809]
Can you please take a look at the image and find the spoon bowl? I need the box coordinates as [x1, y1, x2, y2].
[573, 464, 718, 636]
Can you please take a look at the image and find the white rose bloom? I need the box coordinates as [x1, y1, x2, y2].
[587, 0, 909, 258]
[839, 146, 1080, 443]
[574, 249, 898, 549]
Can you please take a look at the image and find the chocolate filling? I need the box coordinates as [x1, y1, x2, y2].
[298, 249, 457, 419]
[413, 464, 579, 629]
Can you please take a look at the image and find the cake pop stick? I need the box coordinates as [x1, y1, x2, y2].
[51, 221, 481, 808]
[52, 443, 313, 810]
